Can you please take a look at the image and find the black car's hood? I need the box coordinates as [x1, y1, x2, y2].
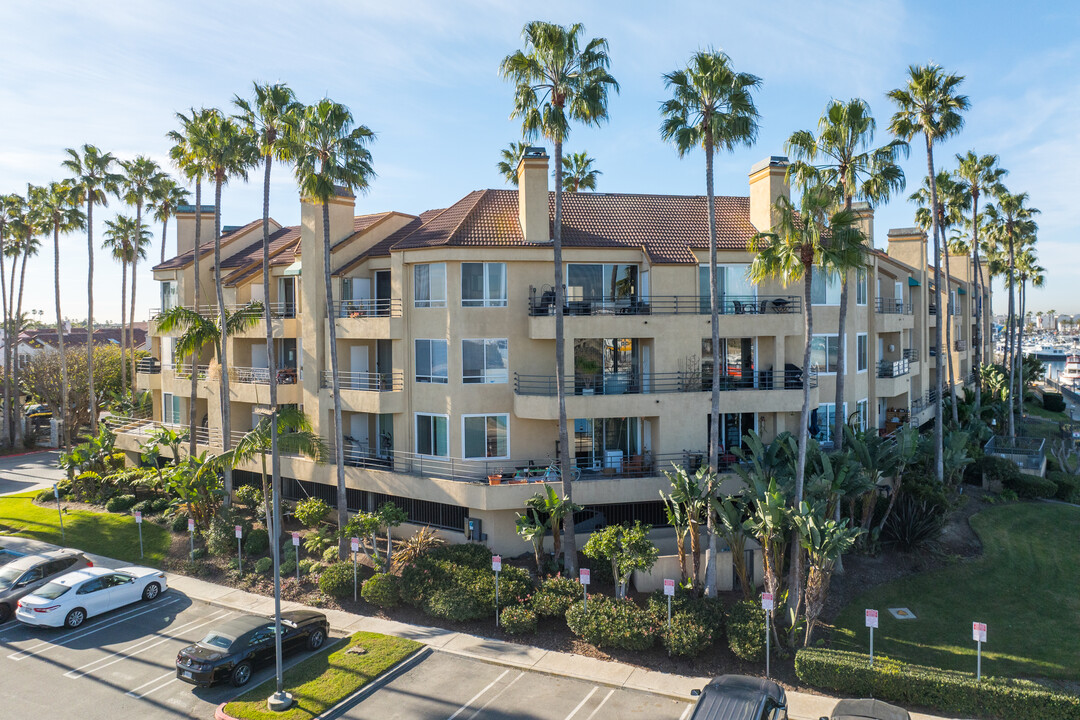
[179, 643, 229, 663]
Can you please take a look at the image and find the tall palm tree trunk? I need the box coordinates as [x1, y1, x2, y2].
[790, 258, 814, 632]
[1006, 231, 1016, 438]
[5, 250, 19, 447]
[924, 136, 943, 483]
[87, 200, 97, 435]
[119, 261, 128, 401]
[54, 225, 70, 448]
[189, 182, 202, 457]
[971, 197, 982, 414]
[704, 139, 720, 598]
[130, 208, 141, 400]
[323, 202, 347, 558]
[161, 217, 169, 266]
[1, 233, 10, 448]
[552, 138, 578, 575]
[261, 155, 281, 542]
[833, 195, 855, 452]
[1016, 279, 1026, 426]
[213, 177, 232, 506]
[941, 224, 958, 424]
[13, 246, 29, 448]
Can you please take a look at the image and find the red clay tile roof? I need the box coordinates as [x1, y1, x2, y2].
[152, 218, 267, 271]
[333, 209, 443, 275]
[390, 190, 756, 264]
[329, 212, 396, 251]
[221, 226, 301, 269]
[221, 227, 302, 286]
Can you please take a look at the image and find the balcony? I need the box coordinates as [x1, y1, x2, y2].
[528, 293, 801, 317]
[874, 298, 912, 314]
[229, 365, 301, 403]
[955, 339, 968, 352]
[877, 358, 910, 378]
[902, 347, 919, 362]
[984, 436, 1046, 477]
[150, 303, 299, 340]
[321, 370, 404, 413]
[874, 299, 915, 333]
[513, 368, 816, 419]
[876, 358, 911, 398]
[134, 357, 162, 391]
[329, 299, 403, 339]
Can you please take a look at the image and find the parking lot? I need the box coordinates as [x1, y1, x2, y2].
[0, 591, 323, 720]
[347, 651, 693, 720]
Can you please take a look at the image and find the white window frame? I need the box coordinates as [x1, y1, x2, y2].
[413, 263, 447, 308]
[810, 267, 842, 306]
[415, 413, 449, 457]
[414, 339, 448, 384]
[461, 413, 510, 460]
[462, 338, 509, 384]
[856, 398, 868, 431]
[857, 333, 868, 373]
[160, 280, 178, 311]
[810, 334, 842, 374]
[461, 262, 507, 308]
[856, 268, 867, 306]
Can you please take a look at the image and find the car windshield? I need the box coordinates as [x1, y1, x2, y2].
[0, 565, 22, 589]
[199, 633, 234, 650]
[35, 582, 70, 600]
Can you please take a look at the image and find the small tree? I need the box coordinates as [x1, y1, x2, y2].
[295, 497, 331, 529]
[582, 521, 660, 599]
[342, 511, 382, 565]
[712, 495, 752, 597]
[162, 453, 224, 530]
[659, 489, 690, 585]
[661, 464, 712, 592]
[793, 503, 862, 646]
[516, 509, 547, 571]
[524, 484, 581, 568]
[378, 501, 407, 564]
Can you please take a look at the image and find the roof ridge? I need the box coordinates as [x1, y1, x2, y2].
[443, 190, 491, 245]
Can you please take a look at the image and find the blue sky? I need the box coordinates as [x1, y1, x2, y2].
[1, 0, 1076, 323]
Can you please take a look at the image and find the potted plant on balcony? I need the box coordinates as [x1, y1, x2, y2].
[575, 358, 601, 395]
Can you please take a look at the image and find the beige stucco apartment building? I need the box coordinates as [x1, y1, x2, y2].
[116, 150, 990, 553]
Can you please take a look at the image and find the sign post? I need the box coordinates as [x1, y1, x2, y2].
[351, 537, 360, 602]
[235, 525, 243, 575]
[580, 568, 590, 610]
[865, 609, 879, 665]
[135, 511, 144, 558]
[188, 518, 195, 561]
[492, 555, 502, 627]
[53, 484, 65, 542]
[663, 579, 675, 628]
[973, 622, 987, 680]
[292, 532, 301, 582]
[761, 592, 774, 678]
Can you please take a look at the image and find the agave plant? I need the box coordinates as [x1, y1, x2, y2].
[881, 495, 944, 552]
[390, 526, 444, 573]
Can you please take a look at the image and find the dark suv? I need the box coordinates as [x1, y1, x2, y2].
[0, 549, 93, 622]
[689, 675, 788, 720]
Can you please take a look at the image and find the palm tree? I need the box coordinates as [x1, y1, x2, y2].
[30, 182, 85, 448]
[1015, 248, 1044, 420]
[0, 193, 25, 447]
[168, 108, 214, 456]
[149, 176, 190, 265]
[101, 215, 139, 400]
[201, 110, 255, 506]
[888, 64, 969, 483]
[7, 196, 41, 448]
[954, 152, 1006, 415]
[786, 98, 907, 449]
[660, 49, 759, 596]
[286, 98, 376, 559]
[749, 183, 862, 626]
[501, 21, 619, 576]
[63, 144, 123, 435]
[496, 141, 530, 186]
[120, 156, 163, 396]
[559, 151, 602, 192]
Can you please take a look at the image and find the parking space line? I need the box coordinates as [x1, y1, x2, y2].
[466, 670, 524, 719]
[7, 597, 182, 661]
[63, 610, 231, 679]
[564, 686, 599, 720]
[125, 669, 175, 698]
[678, 702, 693, 720]
[583, 689, 615, 720]
[128, 675, 178, 699]
[446, 668, 510, 720]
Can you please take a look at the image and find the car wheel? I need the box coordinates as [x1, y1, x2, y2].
[142, 582, 161, 601]
[65, 608, 86, 628]
[0, 603, 10, 623]
[307, 629, 325, 650]
[230, 661, 252, 687]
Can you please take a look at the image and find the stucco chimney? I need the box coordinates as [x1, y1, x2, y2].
[174, 205, 217, 257]
[748, 156, 789, 232]
[851, 201, 875, 247]
[517, 147, 550, 243]
[886, 227, 928, 271]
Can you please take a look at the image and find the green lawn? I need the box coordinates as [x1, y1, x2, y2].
[224, 632, 422, 720]
[1023, 400, 1069, 424]
[0, 491, 170, 566]
[831, 502, 1080, 681]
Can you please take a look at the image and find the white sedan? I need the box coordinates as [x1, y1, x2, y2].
[15, 566, 167, 628]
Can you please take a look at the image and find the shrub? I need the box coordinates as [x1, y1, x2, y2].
[191, 547, 206, 560]
[235, 484, 263, 509]
[398, 550, 531, 621]
[205, 517, 241, 556]
[254, 557, 273, 575]
[322, 546, 340, 564]
[902, 468, 951, 515]
[132, 499, 153, 515]
[150, 497, 171, 513]
[971, 455, 1023, 490]
[531, 575, 582, 618]
[105, 494, 138, 513]
[1043, 392, 1066, 412]
[171, 513, 191, 533]
[1006, 472, 1058, 499]
[646, 587, 725, 640]
[318, 562, 357, 598]
[299, 559, 320, 576]
[500, 604, 537, 635]
[881, 496, 944, 552]
[426, 542, 492, 569]
[279, 559, 296, 577]
[35, 489, 54, 503]
[1049, 471, 1080, 503]
[295, 498, 331, 528]
[795, 648, 1080, 720]
[662, 612, 715, 657]
[727, 599, 767, 662]
[565, 595, 657, 651]
[361, 573, 401, 608]
[244, 528, 269, 555]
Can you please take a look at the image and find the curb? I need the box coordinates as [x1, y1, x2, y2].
[0, 449, 55, 460]
[215, 703, 239, 720]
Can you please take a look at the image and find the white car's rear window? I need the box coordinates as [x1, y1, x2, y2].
[35, 582, 71, 600]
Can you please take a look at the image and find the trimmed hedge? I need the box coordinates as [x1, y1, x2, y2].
[105, 494, 138, 513]
[565, 595, 657, 651]
[1006, 473, 1058, 499]
[244, 528, 269, 555]
[530, 575, 582, 618]
[1048, 471, 1080, 503]
[1043, 392, 1066, 412]
[399, 545, 532, 622]
[661, 611, 715, 657]
[795, 648, 1080, 720]
[254, 557, 273, 575]
[319, 562, 358, 598]
[361, 573, 401, 608]
[500, 604, 537, 635]
[727, 599, 767, 662]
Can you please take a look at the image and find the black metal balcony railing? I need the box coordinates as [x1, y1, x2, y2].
[527, 292, 801, 317]
[902, 347, 919, 362]
[984, 436, 1045, 471]
[929, 304, 938, 316]
[330, 298, 402, 318]
[320, 370, 403, 392]
[955, 339, 968, 352]
[150, 302, 298, 320]
[162, 363, 210, 380]
[877, 358, 910, 378]
[875, 298, 912, 314]
[135, 357, 161, 374]
[514, 368, 816, 396]
[232, 365, 299, 385]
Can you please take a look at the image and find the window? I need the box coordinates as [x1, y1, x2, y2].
[461, 263, 507, 307]
[160, 280, 178, 311]
[413, 263, 446, 308]
[162, 392, 181, 424]
[698, 264, 756, 312]
[857, 333, 868, 373]
[462, 339, 508, 384]
[567, 264, 638, 303]
[856, 268, 867, 305]
[414, 340, 448, 384]
[810, 267, 842, 305]
[415, 414, 448, 457]
[856, 399, 868, 431]
[812, 402, 847, 443]
[810, 335, 841, 373]
[462, 414, 509, 459]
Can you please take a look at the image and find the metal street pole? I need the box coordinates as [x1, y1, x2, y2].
[268, 413, 293, 712]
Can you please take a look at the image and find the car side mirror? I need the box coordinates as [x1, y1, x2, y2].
[690, 689, 701, 697]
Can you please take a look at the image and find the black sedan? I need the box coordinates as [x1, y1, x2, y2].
[175, 609, 328, 687]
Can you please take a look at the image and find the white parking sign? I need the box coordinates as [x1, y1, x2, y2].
[973, 622, 987, 643]
[292, 532, 300, 546]
[866, 609, 878, 628]
[234, 525, 242, 539]
[761, 592, 774, 611]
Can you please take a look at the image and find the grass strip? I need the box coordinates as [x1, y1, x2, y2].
[223, 631, 422, 720]
[0, 491, 170, 566]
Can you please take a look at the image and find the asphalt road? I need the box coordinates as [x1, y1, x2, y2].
[0, 591, 323, 720]
[346, 651, 694, 720]
[0, 450, 64, 496]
